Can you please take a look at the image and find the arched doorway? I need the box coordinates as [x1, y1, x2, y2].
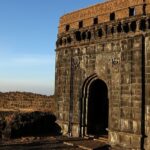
[87, 79, 108, 136]
[80, 74, 108, 137]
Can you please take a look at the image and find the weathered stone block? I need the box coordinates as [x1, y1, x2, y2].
[120, 119, 132, 132]
[135, 5, 143, 15]
[145, 105, 150, 115]
[72, 124, 79, 137]
[144, 137, 150, 150]
[121, 108, 131, 119]
[131, 135, 141, 149]
[109, 131, 119, 145]
[132, 120, 141, 134]
[146, 4, 150, 14]
[119, 134, 131, 148]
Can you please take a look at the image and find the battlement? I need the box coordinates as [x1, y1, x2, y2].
[56, 15, 150, 49]
[58, 0, 150, 34]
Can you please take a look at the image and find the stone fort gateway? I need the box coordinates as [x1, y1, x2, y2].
[55, 0, 150, 149]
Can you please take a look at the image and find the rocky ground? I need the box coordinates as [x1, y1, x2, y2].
[0, 136, 110, 150]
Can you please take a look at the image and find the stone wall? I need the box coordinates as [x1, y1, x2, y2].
[145, 34, 150, 150]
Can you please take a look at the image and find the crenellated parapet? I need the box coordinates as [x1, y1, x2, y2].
[56, 15, 150, 48]
[58, 0, 150, 34]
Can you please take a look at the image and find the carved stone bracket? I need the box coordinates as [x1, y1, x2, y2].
[72, 56, 80, 69]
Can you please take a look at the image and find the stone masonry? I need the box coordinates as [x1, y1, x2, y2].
[55, 0, 150, 149]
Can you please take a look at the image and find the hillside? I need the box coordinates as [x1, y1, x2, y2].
[0, 92, 54, 112]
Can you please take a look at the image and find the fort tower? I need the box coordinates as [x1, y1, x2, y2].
[55, 0, 150, 149]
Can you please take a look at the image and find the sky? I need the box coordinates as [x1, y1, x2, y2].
[0, 0, 104, 95]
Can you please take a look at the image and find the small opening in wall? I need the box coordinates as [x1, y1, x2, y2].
[79, 21, 83, 28]
[93, 17, 98, 25]
[110, 12, 115, 21]
[129, 7, 135, 16]
[56, 40, 59, 47]
[130, 21, 137, 32]
[111, 26, 114, 34]
[59, 38, 62, 46]
[66, 24, 70, 32]
[87, 31, 91, 40]
[65, 50, 68, 54]
[105, 25, 108, 34]
[63, 39, 67, 45]
[82, 32, 86, 40]
[75, 31, 81, 41]
[98, 28, 103, 37]
[117, 23, 122, 33]
[67, 36, 72, 44]
[123, 23, 129, 33]
[140, 19, 146, 31]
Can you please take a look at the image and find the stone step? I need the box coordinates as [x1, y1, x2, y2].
[94, 137, 108, 143]
[63, 138, 110, 150]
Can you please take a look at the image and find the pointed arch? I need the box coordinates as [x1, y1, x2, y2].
[80, 74, 108, 137]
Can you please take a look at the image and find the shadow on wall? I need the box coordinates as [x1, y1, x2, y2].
[0, 111, 62, 139]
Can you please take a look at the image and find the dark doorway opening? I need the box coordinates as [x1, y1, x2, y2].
[66, 24, 70, 32]
[87, 79, 108, 136]
[93, 17, 98, 25]
[129, 7, 135, 16]
[79, 21, 83, 28]
[110, 12, 115, 21]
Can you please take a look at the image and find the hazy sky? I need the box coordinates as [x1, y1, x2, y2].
[0, 0, 104, 95]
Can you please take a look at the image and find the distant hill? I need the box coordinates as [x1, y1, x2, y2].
[0, 92, 55, 112]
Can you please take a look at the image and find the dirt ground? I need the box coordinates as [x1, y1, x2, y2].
[0, 136, 110, 150]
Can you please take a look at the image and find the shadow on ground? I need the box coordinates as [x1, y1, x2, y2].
[0, 111, 61, 139]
